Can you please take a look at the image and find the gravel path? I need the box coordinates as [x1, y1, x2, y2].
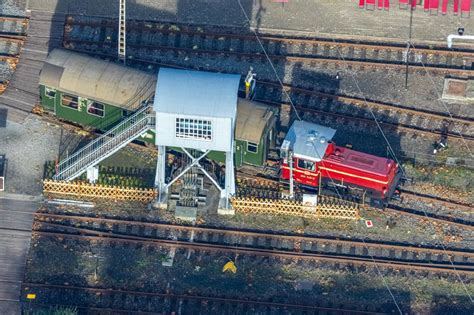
[0, 0, 26, 16]
[0, 115, 64, 195]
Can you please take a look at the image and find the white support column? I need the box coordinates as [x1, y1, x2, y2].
[86, 166, 99, 183]
[155, 145, 167, 202]
[223, 146, 235, 208]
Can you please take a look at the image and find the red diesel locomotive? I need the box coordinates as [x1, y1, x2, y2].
[280, 120, 401, 208]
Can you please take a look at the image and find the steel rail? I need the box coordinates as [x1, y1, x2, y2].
[34, 212, 474, 257]
[386, 204, 474, 228]
[33, 221, 474, 275]
[63, 37, 474, 76]
[0, 36, 26, 43]
[399, 189, 473, 211]
[237, 174, 474, 229]
[257, 98, 474, 142]
[58, 47, 474, 143]
[260, 81, 474, 126]
[63, 17, 474, 73]
[0, 16, 30, 21]
[21, 282, 380, 314]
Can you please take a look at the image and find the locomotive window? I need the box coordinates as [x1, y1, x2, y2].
[247, 142, 258, 153]
[87, 102, 105, 117]
[45, 87, 56, 99]
[297, 159, 315, 171]
[175, 118, 212, 141]
[61, 94, 79, 110]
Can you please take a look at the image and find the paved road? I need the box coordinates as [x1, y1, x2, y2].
[0, 196, 39, 315]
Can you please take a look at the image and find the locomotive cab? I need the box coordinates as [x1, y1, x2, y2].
[280, 121, 336, 189]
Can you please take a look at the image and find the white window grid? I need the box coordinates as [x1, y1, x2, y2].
[175, 118, 212, 141]
[61, 94, 79, 110]
[87, 101, 105, 118]
[45, 86, 56, 99]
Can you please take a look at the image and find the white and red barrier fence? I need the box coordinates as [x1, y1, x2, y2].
[359, 0, 471, 16]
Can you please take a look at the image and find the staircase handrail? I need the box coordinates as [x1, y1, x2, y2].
[55, 105, 154, 179]
[56, 118, 151, 180]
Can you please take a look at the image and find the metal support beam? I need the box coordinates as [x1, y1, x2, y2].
[164, 149, 211, 190]
[118, 0, 126, 64]
[181, 148, 222, 192]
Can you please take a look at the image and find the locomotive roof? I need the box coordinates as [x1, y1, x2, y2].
[324, 146, 393, 178]
[39, 49, 156, 110]
[284, 120, 336, 162]
[153, 68, 240, 120]
[235, 99, 275, 144]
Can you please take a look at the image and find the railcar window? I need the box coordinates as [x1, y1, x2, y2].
[45, 87, 56, 99]
[61, 94, 79, 110]
[87, 102, 105, 117]
[175, 118, 212, 141]
[247, 142, 258, 153]
[297, 159, 315, 171]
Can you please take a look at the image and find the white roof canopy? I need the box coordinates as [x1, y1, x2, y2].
[153, 68, 240, 121]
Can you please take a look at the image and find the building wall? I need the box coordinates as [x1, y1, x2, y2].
[236, 137, 266, 167]
[155, 112, 233, 153]
[40, 85, 124, 130]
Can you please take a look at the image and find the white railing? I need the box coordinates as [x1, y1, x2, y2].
[54, 105, 155, 181]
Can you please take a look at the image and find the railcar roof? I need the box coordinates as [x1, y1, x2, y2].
[284, 120, 336, 162]
[153, 68, 240, 120]
[235, 99, 275, 144]
[39, 49, 156, 110]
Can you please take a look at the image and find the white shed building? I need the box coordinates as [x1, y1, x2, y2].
[153, 68, 241, 207]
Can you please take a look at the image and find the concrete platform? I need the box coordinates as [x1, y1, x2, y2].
[0, 198, 38, 315]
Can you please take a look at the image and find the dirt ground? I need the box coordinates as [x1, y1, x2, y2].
[24, 234, 474, 314]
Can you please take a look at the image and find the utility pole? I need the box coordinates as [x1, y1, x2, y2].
[405, 2, 414, 90]
[118, 0, 126, 65]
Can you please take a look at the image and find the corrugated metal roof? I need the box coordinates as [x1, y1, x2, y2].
[39, 49, 156, 110]
[235, 99, 275, 143]
[153, 68, 240, 120]
[284, 120, 336, 162]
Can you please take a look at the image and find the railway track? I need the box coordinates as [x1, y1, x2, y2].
[57, 46, 474, 144]
[63, 15, 474, 75]
[3, 14, 472, 145]
[256, 81, 474, 142]
[237, 174, 474, 229]
[400, 188, 473, 210]
[60, 15, 474, 140]
[0, 15, 29, 97]
[0, 16, 28, 39]
[22, 283, 380, 315]
[33, 212, 474, 275]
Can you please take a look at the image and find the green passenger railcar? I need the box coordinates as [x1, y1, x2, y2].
[39, 49, 276, 168]
[38, 49, 156, 139]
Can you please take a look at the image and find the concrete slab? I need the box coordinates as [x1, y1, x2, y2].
[175, 206, 197, 222]
[0, 198, 38, 315]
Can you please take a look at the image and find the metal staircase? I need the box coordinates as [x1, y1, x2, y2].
[54, 105, 155, 181]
